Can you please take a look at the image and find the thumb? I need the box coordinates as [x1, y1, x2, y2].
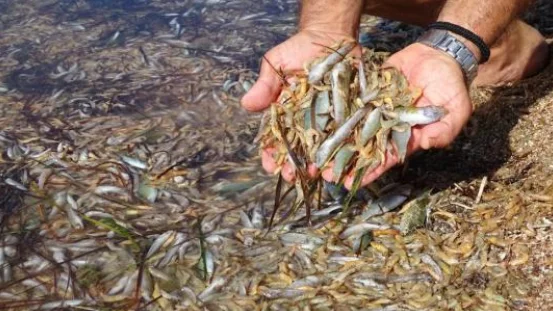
[241, 54, 284, 112]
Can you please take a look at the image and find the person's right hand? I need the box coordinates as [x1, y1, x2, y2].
[241, 30, 360, 182]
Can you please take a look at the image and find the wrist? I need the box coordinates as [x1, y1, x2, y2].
[415, 29, 479, 83]
[447, 32, 482, 63]
[436, 13, 492, 62]
[427, 21, 491, 64]
[298, 0, 362, 38]
[434, 18, 483, 62]
[299, 25, 359, 39]
[298, 28, 357, 44]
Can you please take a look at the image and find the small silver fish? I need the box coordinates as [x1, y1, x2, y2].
[323, 181, 349, 202]
[332, 144, 355, 181]
[315, 106, 370, 168]
[38, 300, 84, 310]
[4, 178, 27, 191]
[362, 184, 412, 220]
[331, 60, 352, 126]
[260, 288, 307, 299]
[420, 254, 443, 282]
[395, 106, 447, 125]
[391, 122, 412, 163]
[121, 156, 147, 170]
[339, 222, 390, 239]
[198, 277, 226, 302]
[304, 90, 331, 131]
[146, 231, 175, 259]
[308, 41, 355, 84]
[358, 59, 379, 103]
[359, 108, 382, 146]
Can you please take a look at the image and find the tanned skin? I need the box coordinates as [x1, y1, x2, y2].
[242, 0, 548, 189]
[298, 0, 364, 37]
[438, 0, 536, 60]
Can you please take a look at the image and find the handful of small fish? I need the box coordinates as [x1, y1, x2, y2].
[256, 40, 447, 183]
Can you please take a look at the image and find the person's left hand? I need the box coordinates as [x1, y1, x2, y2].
[322, 42, 474, 189]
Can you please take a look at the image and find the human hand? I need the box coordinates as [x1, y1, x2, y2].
[323, 42, 473, 189]
[241, 30, 360, 182]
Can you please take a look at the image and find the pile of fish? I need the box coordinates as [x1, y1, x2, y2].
[257, 40, 446, 189]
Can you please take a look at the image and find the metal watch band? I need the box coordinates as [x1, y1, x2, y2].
[416, 29, 479, 83]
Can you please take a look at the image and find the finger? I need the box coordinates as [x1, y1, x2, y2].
[241, 54, 283, 112]
[416, 95, 472, 150]
[282, 162, 317, 183]
[261, 148, 278, 174]
[343, 152, 399, 190]
[307, 164, 319, 179]
[281, 163, 296, 183]
[417, 121, 456, 150]
[321, 163, 335, 183]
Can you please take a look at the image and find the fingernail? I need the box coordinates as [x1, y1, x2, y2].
[281, 164, 296, 182]
[321, 168, 334, 183]
[261, 149, 277, 173]
[307, 164, 319, 178]
[344, 175, 354, 190]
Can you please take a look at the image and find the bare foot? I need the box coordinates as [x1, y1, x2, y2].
[474, 20, 550, 86]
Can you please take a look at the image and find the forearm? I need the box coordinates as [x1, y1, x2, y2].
[298, 0, 364, 37]
[438, 0, 535, 60]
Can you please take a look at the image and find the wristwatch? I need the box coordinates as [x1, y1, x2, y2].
[416, 29, 479, 84]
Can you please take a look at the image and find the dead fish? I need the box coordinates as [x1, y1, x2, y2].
[38, 300, 84, 310]
[332, 144, 355, 181]
[358, 59, 379, 103]
[290, 275, 323, 288]
[315, 106, 370, 168]
[330, 60, 352, 126]
[308, 41, 355, 84]
[260, 287, 308, 299]
[353, 231, 374, 255]
[198, 277, 226, 302]
[121, 156, 147, 170]
[323, 181, 349, 202]
[359, 108, 382, 146]
[4, 178, 27, 191]
[328, 255, 362, 264]
[391, 122, 411, 163]
[146, 231, 175, 259]
[94, 185, 128, 196]
[420, 254, 443, 282]
[362, 185, 412, 220]
[64, 204, 84, 229]
[356, 272, 432, 284]
[304, 90, 331, 131]
[394, 106, 447, 125]
[280, 233, 324, 246]
[340, 222, 391, 239]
